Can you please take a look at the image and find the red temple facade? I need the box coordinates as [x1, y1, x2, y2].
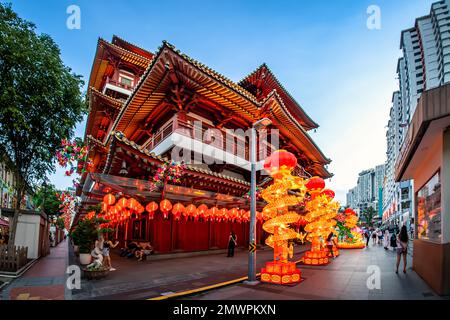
[76, 35, 332, 254]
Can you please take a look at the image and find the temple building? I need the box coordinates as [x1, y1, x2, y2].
[76, 35, 332, 254]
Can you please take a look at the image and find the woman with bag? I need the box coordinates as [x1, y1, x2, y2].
[395, 225, 409, 274]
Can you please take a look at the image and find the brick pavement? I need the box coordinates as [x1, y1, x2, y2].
[1, 239, 69, 300]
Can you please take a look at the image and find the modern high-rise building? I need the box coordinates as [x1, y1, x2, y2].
[388, 0, 450, 295]
[381, 0, 450, 227]
[346, 164, 385, 217]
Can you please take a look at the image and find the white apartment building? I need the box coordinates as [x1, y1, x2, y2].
[383, 0, 450, 228]
[346, 164, 385, 218]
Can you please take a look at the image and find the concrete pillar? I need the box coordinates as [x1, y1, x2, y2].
[442, 128, 450, 244]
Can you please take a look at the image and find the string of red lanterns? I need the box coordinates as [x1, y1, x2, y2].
[98, 193, 265, 227]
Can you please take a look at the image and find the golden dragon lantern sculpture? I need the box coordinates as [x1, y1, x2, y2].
[336, 208, 366, 249]
[302, 177, 340, 265]
[260, 150, 306, 285]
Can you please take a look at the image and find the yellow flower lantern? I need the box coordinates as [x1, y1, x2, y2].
[260, 150, 305, 285]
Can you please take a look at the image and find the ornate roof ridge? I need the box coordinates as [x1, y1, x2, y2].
[88, 86, 124, 108]
[111, 35, 153, 58]
[162, 41, 261, 106]
[107, 42, 169, 144]
[239, 63, 319, 129]
[263, 90, 331, 165]
[98, 38, 152, 63]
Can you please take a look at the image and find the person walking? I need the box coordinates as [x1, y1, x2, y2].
[371, 229, 377, 245]
[396, 225, 409, 274]
[383, 229, 390, 250]
[227, 231, 237, 257]
[377, 229, 383, 245]
[390, 231, 398, 251]
[365, 230, 370, 247]
[326, 232, 336, 259]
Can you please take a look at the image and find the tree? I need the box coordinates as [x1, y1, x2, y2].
[32, 183, 63, 217]
[361, 207, 377, 228]
[0, 3, 87, 249]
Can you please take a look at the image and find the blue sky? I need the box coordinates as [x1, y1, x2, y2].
[8, 0, 435, 204]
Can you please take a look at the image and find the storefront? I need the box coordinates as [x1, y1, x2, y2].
[395, 83, 450, 295]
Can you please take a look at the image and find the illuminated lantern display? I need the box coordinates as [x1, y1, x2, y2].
[146, 201, 158, 219]
[185, 204, 197, 219]
[303, 178, 340, 265]
[197, 204, 208, 217]
[160, 199, 172, 219]
[118, 197, 128, 209]
[103, 193, 116, 206]
[172, 203, 185, 220]
[101, 202, 109, 213]
[208, 206, 219, 221]
[336, 208, 365, 249]
[260, 150, 306, 285]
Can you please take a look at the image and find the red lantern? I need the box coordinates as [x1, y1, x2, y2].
[321, 189, 335, 199]
[103, 193, 116, 206]
[197, 204, 208, 217]
[172, 203, 185, 220]
[263, 150, 297, 178]
[229, 208, 238, 220]
[160, 199, 172, 219]
[219, 208, 228, 221]
[306, 176, 325, 192]
[118, 197, 128, 208]
[185, 204, 197, 217]
[101, 202, 109, 213]
[146, 201, 158, 212]
[208, 207, 219, 219]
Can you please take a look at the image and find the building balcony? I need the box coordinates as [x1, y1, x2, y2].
[142, 115, 282, 172]
[102, 77, 133, 100]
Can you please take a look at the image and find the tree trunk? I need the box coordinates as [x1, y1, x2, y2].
[8, 184, 22, 252]
[8, 170, 23, 251]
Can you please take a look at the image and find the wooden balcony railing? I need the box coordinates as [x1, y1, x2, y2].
[104, 77, 134, 92]
[145, 115, 277, 162]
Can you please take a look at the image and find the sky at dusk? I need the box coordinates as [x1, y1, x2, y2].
[8, 0, 436, 204]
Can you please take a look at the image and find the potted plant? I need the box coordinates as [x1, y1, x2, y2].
[83, 263, 110, 280]
[69, 230, 80, 255]
[74, 219, 97, 265]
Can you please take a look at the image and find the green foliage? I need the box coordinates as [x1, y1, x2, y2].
[70, 219, 97, 253]
[0, 3, 87, 195]
[361, 207, 376, 227]
[32, 183, 62, 216]
[55, 217, 65, 230]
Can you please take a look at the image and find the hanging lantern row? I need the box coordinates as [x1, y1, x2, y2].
[99, 193, 268, 225]
[145, 199, 266, 223]
[99, 195, 145, 225]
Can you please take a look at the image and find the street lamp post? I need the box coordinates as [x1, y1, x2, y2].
[247, 118, 272, 284]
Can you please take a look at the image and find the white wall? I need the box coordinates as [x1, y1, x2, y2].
[14, 213, 41, 259]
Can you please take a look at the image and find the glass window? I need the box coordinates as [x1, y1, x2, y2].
[416, 172, 441, 242]
[120, 76, 132, 87]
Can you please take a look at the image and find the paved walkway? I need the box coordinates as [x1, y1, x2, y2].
[188, 242, 444, 300]
[71, 245, 310, 300]
[1, 240, 69, 300]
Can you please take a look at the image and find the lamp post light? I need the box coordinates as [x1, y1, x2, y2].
[247, 118, 272, 285]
